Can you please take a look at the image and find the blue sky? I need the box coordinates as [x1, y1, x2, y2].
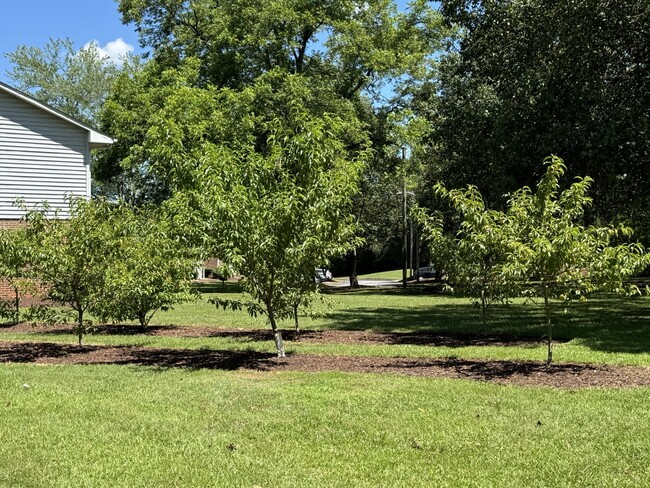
[0, 0, 140, 82]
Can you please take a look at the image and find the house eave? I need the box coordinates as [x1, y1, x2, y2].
[0, 81, 114, 147]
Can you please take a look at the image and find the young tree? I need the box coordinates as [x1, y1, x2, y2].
[417, 156, 647, 365]
[508, 156, 647, 365]
[93, 206, 198, 328]
[208, 114, 364, 356]
[416, 183, 525, 324]
[143, 74, 366, 356]
[0, 227, 36, 324]
[27, 199, 115, 346]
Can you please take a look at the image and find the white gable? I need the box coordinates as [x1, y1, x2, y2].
[0, 83, 113, 219]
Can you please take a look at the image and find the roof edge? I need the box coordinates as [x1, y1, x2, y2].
[0, 80, 114, 146]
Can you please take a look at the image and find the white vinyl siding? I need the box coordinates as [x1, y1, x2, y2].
[0, 90, 89, 219]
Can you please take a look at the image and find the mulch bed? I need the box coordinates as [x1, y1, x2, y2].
[0, 340, 649, 389]
[0, 323, 557, 347]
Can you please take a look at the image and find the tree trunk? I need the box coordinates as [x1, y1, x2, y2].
[481, 288, 487, 327]
[293, 304, 300, 339]
[274, 331, 286, 358]
[13, 287, 20, 324]
[543, 285, 552, 367]
[268, 309, 285, 357]
[77, 309, 84, 347]
[348, 249, 359, 288]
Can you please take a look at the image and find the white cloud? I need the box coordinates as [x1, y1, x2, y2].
[82, 38, 134, 65]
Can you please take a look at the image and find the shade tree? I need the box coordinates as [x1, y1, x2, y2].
[415, 0, 650, 239]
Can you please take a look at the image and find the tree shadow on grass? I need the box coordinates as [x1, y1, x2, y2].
[3, 341, 639, 389]
[317, 295, 650, 355]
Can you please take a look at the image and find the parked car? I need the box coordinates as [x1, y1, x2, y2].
[418, 266, 436, 279]
[314, 267, 333, 283]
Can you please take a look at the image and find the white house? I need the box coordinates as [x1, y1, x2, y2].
[0, 81, 113, 224]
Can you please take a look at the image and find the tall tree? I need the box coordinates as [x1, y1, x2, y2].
[5, 37, 124, 126]
[5, 37, 142, 200]
[416, 0, 650, 238]
[107, 0, 446, 228]
[117, 0, 443, 94]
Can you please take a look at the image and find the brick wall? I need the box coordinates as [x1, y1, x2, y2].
[0, 279, 47, 306]
[0, 219, 24, 230]
[0, 280, 13, 301]
[0, 220, 44, 304]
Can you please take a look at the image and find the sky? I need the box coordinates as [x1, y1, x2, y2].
[0, 0, 141, 82]
[0, 0, 427, 84]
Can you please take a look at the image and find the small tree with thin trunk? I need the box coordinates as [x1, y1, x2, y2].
[507, 156, 647, 365]
[417, 155, 647, 366]
[415, 184, 526, 324]
[27, 199, 114, 346]
[206, 114, 364, 356]
[139, 73, 367, 357]
[93, 206, 198, 328]
[0, 227, 37, 324]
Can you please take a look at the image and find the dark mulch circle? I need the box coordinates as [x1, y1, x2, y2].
[0, 340, 648, 389]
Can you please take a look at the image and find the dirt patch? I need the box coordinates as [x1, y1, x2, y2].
[1, 323, 551, 348]
[0, 341, 648, 389]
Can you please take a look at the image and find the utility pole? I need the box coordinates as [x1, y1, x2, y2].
[402, 178, 408, 289]
[415, 224, 420, 282]
[409, 215, 414, 279]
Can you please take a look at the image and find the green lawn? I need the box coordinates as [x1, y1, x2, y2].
[2, 287, 650, 365]
[1, 286, 650, 487]
[1, 364, 648, 488]
[353, 268, 404, 280]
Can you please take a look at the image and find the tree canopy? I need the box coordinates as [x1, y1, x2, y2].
[117, 0, 443, 96]
[5, 37, 126, 126]
[416, 0, 650, 238]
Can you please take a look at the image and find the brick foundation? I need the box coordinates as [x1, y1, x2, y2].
[0, 221, 43, 304]
[0, 219, 24, 230]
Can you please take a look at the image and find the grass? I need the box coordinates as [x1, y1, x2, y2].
[1, 363, 649, 488]
[2, 285, 650, 486]
[352, 268, 404, 280]
[2, 287, 650, 366]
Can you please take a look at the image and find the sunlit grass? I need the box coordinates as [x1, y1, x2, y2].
[352, 268, 404, 280]
[1, 364, 648, 488]
[3, 287, 650, 366]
